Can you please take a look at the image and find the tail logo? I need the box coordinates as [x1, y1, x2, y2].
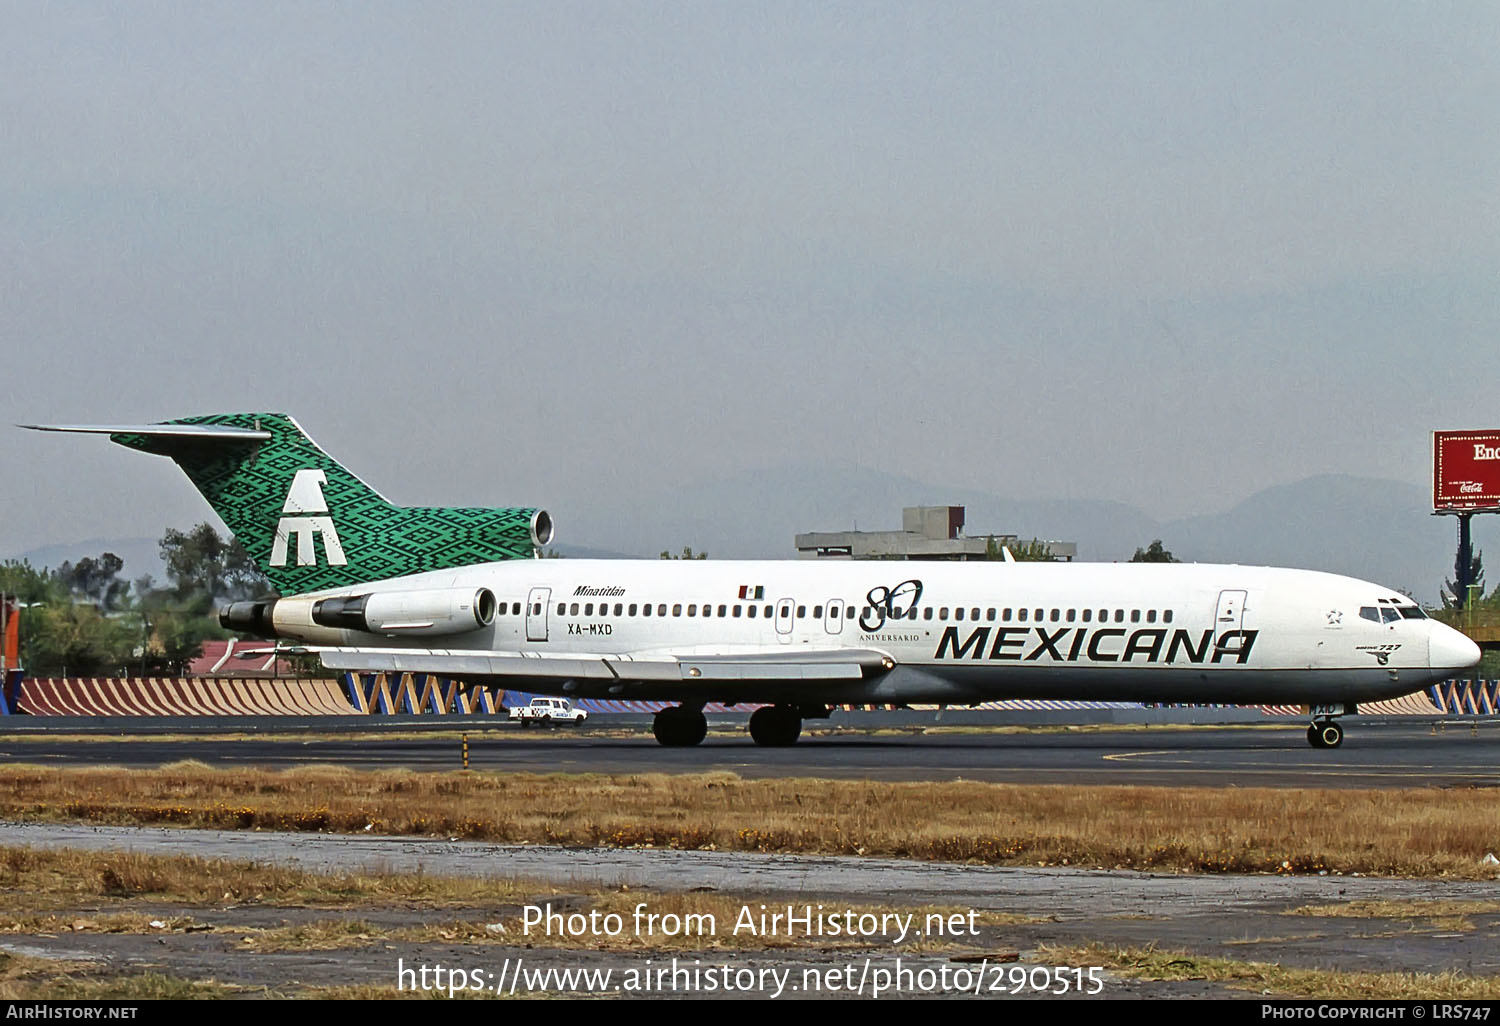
[269, 469, 348, 567]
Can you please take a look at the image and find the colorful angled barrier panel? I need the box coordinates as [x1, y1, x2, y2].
[345, 673, 501, 716]
[1427, 680, 1500, 716]
[16, 678, 356, 716]
[3, 675, 1493, 718]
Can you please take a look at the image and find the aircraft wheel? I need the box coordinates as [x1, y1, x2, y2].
[1306, 724, 1321, 748]
[653, 706, 708, 747]
[749, 706, 803, 747]
[1318, 721, 1344, 749]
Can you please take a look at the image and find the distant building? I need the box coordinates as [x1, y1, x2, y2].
[794, 506, 1076, 561]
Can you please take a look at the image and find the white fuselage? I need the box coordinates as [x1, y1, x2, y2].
[306, 559, 1481, 708]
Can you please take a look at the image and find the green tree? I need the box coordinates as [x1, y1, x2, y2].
[55, 553, 129, 611]
[0, 560, 66, 605]
[984, 537, 1055, 561]
[27, 603, 135, 677]
[660, 547, 708, 560]
[1130, 540, 1180, 563]
[1443, 548, 1484, 610]
[142, 610, 222, 676]
[160, 523, 270, 600]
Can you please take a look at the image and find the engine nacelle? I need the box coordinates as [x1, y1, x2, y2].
[312, 587, 497, 637]
[219, 599, 278, 637]
[221, 587, 497, 641]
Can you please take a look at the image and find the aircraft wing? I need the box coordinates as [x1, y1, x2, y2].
[307, 645, 895, 683]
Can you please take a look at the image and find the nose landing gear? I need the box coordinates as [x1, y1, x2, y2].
[1307, 719, 1344, 749]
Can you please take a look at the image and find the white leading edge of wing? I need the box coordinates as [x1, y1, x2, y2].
[308, 646, 895, 682]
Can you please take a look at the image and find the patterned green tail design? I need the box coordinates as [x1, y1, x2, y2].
[110, 414, 540, 595]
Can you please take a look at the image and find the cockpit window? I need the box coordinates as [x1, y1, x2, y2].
[1399, 606, 1427, 619]
[1380, 607, 1400, 623]
[1359, 607, 1380, 623]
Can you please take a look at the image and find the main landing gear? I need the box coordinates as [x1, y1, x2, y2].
[748, 705, 802, 747]
[649, 703, 817, 747]
[652, 704, 708, 747]
[1307, 719, 1344, 749]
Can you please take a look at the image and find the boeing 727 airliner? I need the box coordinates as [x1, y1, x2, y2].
[26, 414, 1480, 748]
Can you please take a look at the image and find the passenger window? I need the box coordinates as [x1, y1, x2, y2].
[971, 608, 980, 620]
[628, 603, 637, 616]
[557, 603, 565, 616]
[765, 605, 773, 618]
[797, 605, 806, 618]
[1163, 609, 1173, 623]
[1146, 609, 1156, 623]
[1019, 608, 1028, 622]
[718, 604, 727, 617]
[1130, 610, 1140, 623]
[1034, 609, 1043, 622]
[847, 606, 857, 619]
[673, 604, 682, 617]
[987, 608, 996, 621]
[733, 605, 742, 617]
[642, 604, 652, 617]
[1003, 608, 1012, 621]
[1050, 609, 1060, 622]
[923, 608, 934, 621]
[939, 607, 949, 619]
[813, 605, 823, 618]
[956, 608, 965, 621]
[1066, 609, 1075, 622]
[687, 604, 696, 616]
[748, 606, 757, 618]
[570, 603, 579, 615]
[657, 604, 667, 616]
[585, 603, 593, 616]
[1114, 610, 1124, 623]
[1082, 609, 1092, 623]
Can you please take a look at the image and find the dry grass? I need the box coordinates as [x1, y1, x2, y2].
[1046, 942, 1500, 999]
[1290, 899, 1500, 920]
[300, 983, 513, 999]
[2, 762, 1498, 877]
[0, 949, 244, 1000]
[0, 845, 545, 914]
[0, 846, 1000, 955]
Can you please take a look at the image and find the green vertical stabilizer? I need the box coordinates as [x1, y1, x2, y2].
[110, 414, 545, 595]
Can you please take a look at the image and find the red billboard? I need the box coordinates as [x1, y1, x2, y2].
[1433, 431, 1500, 510]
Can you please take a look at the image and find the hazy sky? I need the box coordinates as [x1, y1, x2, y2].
[3, 2, 1496, 557]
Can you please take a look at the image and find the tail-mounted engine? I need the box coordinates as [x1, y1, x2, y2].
[221, 586, 497, 641]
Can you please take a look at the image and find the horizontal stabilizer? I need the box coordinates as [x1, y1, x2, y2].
[20, 423, 271, 442]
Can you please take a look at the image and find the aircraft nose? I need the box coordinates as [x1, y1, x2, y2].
[1429, 623, 1482, 672]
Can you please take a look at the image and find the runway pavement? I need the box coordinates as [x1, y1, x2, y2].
[2, 719, 1497, 787]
